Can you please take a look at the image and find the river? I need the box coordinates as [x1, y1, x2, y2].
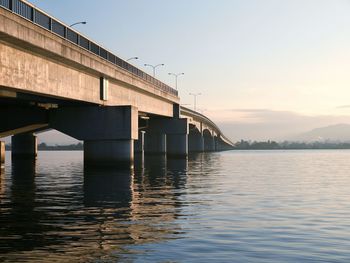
[1, 150, 350, 262]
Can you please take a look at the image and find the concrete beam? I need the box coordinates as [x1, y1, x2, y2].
[0, 8, 179, 117]
[147, 118, 189, 134]
[50, 106, 138, 140]
[0, 106, 48, 138]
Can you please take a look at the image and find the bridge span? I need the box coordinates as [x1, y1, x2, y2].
[0, 0, 233, 167]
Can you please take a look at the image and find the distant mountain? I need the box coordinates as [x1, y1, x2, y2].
[292, 124, 350, 142]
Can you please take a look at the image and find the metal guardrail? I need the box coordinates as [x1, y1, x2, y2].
[0, 0, 178, 97]
[180, 106, 234, 146]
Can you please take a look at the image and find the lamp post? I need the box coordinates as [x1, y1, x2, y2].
[168, 72, 184, 90]
[69, 21, 87, 27]
[144, 63, 164, 77]
[189, 93, 202, 111]
[127, 57, 139, 62]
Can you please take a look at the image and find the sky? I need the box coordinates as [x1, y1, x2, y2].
[22, 0, 350, 142]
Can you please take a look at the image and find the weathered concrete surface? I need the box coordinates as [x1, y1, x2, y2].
[50, 106, 138, 140]
[12, 133, 37, 159]
[0, 7, 178, 117]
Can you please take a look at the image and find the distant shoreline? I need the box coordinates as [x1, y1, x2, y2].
[5, 141, 350, 151]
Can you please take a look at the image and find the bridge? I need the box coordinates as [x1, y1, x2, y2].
[0, 0, 233, 167]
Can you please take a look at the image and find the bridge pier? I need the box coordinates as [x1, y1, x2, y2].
[84, 140, 134, 167]
[134, 131, 145, 154]
[50, 105, 138, 167]
[146, 118, 188, 157]
[188, 133, 204, 152]
[0, 141, 4, 167]
[145, 133, 167, 154]
[204, 135, 216, 152]
[11, 133, 37, 160]
[167, 134, 188, 157]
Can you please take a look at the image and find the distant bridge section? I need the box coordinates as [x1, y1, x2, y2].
[181, 107, 234, 151]
[0, 0, 233, 167]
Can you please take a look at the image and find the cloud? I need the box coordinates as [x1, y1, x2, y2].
[207, 108, 350, 141]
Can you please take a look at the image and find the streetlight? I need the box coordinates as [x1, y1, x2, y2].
[189, 93, 202, 111]
[127, 57, 139, 62]
[168, 72, 184, 90]
[144, 63, 164, 77]
[69, 21, 87, 27]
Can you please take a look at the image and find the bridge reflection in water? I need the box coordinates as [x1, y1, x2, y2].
[0, 152, 216, 262]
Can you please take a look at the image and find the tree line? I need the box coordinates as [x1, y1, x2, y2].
[5, 141, 350, 151]
[234, 140, 350, 150]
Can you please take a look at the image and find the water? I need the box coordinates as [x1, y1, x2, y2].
[1, 150, 350, 262]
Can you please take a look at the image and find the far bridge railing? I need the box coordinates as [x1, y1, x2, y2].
[0, 0, 178, 97]
[180, 106, 234, 146]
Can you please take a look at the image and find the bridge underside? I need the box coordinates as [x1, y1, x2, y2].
[0, 90, 233, 168]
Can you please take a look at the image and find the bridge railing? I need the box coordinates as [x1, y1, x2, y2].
[0, 0, 178, 97]
[180, 106, 234, 146]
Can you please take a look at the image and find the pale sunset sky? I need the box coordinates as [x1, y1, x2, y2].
[26, 0, 350, 142]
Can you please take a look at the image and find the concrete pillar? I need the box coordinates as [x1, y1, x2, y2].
[210, 136, 216, 151]
[50, 105, 138, 168]
[145, 133, 167, 154]
[11, 133, 37, 159]
[167, 134, 188, 157]
[146, 118, 188, 157]
[214, 136, 219, 151]
[0, 141, 4, 167]
[84, 140, 133, 167]
[204, 135, 215, 152]
[134, 131, 145, 154]
[188, 134, 204, 152]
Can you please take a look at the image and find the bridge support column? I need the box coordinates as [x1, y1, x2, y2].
[204, 136, 215, 152]
[84, 140, 133, 167]
[210, 137, 216, 151]
[188, 134, 204, 152]
[145, 133, 167, 154]
[0, 141, 4, 167]
[214, 136, 219, 151]
[167, 134, 188, 157]
[134, 131, 145, 154]
[50, 105, 138, 167]
[146, 118, 189, 157]
[11, 133, 37, 160]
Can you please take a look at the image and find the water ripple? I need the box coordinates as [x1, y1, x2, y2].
[1, 150, 350, 262]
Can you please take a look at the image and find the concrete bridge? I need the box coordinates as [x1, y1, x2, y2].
[0, 0, 233, 167]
